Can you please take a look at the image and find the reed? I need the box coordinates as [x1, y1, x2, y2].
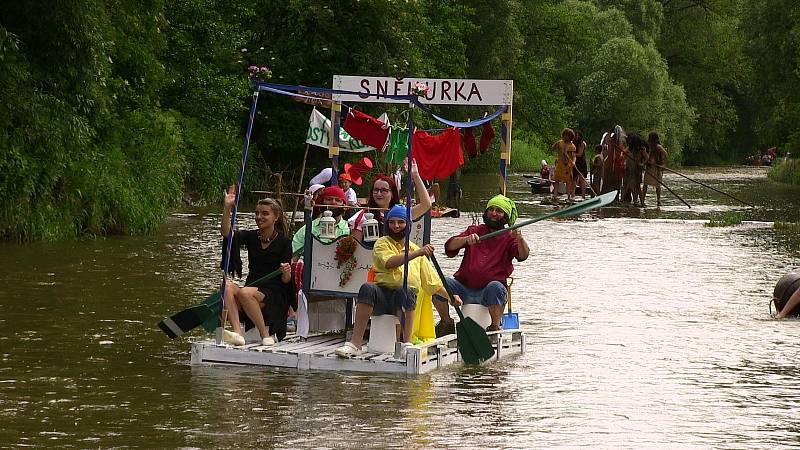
[705, 211, 745, 227]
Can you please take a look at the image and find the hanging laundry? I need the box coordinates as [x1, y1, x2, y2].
[342, 109, 390, 150]
[462, 127, 478, 159]
[386, 128, 409, 164]
[479, 121, 496, 153]
[411, 128, 464, 181]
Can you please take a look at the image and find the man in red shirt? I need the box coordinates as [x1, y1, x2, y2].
[433, 194, 530, 334]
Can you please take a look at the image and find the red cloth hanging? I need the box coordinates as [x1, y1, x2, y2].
[462, 127, 478, 159]
[342, 109, 390, 149]
[479, 122, 496, 153]
[411, 128, 464, 181]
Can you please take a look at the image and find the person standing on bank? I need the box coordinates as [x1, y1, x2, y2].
[432, 194, 530, 335]
[220, 186, 293, 347]
[643, 132, 668, 207]
[552, 128, 577, 201]
[572, 130, 589, 199]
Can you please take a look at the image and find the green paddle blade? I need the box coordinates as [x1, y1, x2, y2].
[157, 291, 222, 338]
[456, 315, 496, 364]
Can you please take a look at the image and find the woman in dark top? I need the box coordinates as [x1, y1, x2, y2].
[221, 187, 293, 346]
[572, 131, 589, 199]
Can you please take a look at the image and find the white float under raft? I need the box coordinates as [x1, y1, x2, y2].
[190, 329, 526, 375]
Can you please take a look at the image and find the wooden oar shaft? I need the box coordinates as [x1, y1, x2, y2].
[620, 150, 690, 208]
[478, 191, 617, 241]
[656, 165, 755, 207]
[429, 255, 465, 321]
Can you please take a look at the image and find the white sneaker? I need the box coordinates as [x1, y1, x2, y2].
[261, 336, 275, 346]
[223, 329, 245, 346]
[334, 342, 363, 358]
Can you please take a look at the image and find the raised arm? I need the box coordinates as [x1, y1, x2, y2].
[409, 160, 432, 220]
[777, 287, 800, 319]
[221, 185, 235, 237]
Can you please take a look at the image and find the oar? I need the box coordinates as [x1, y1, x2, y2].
[656, 164, 755, 207]
[429, 255, 495, 364]
[158, 246, 304, 339]
[643, 167, 691, 208]
[479, 190, 618, 242]
[620, 149, 691, 208]
[158, 267, 284, 339]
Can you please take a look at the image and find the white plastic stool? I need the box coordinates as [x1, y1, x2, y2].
[461, 304, 491, 329]
[368, 315, 399, 353]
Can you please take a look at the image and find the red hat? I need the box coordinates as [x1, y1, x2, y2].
[320, 185, 346, 202]
[338, 173, 353, 182]
[343, 157, 374, 185]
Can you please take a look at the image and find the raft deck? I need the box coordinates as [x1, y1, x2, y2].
[190, 329, 526, 375]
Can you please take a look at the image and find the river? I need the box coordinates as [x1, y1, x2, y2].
[1, 166, 799, 448]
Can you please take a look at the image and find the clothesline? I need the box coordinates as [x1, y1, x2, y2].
[256, 82, 507, 129]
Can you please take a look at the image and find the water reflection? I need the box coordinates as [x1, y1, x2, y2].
[1, 167, 800, 447]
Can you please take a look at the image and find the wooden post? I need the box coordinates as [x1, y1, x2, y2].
[329, 102, 342, 183]
[500, 106, 513, 195]
[290, 143, 310, 226]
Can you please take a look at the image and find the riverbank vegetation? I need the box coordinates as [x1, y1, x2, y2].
[768, 159, 800, 186]
[705, 212, 745, 227]
[1, 1, 798, 241]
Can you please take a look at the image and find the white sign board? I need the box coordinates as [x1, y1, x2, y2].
[332, 76, 513, 106]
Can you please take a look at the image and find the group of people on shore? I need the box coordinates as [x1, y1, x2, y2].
[217, 160, 529, 356]
[542, 126, 668, 206]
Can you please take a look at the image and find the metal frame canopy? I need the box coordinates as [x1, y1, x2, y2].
[332, 76, 513, 106]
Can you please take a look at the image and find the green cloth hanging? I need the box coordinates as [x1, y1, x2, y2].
[386, 127, 409, 163]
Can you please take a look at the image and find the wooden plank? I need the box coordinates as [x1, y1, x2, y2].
[190, 328, 526, 374]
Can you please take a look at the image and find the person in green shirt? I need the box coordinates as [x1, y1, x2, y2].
[292, 185, 351, 255]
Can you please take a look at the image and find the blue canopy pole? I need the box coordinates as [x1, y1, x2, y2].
[400, 99, 416, 342]
[218, 89, 260, 344]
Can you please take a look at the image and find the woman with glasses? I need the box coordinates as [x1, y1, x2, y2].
[349, 160, 432, 242]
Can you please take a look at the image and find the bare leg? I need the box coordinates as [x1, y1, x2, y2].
[402, 309, 416, 343]
[237, 287, 269, 338]
[488, 304, 503, 328]
[222, 280, 245, 335]
[656, 186, 662, 206]
[350, 302, 373, 347]
[432, 297, 453, 324]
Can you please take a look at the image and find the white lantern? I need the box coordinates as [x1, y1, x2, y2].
[362, 212, 380, 242]
[319, 210, 336, 240]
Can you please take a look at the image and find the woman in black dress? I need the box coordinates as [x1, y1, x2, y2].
[221, 187, 293, 346]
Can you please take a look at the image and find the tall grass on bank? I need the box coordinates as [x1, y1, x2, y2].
[705, 211, 745, 227]
[768, 158, 800, 186]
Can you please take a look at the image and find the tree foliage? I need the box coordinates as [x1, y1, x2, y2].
[0, 0, 797, 241]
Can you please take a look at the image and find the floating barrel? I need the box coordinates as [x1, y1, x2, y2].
[773, 269, 800, 316]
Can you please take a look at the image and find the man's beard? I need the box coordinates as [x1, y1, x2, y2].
[328, 206, 345, 218]
[315, 206, 345, 218]
[387, 228, 407, 241]
[483, 212, 507, 230]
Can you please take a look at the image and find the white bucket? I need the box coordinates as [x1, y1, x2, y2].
[556, 182, 567, 194]
[461, 304, 492, 329]
[368, 315, 399, 353]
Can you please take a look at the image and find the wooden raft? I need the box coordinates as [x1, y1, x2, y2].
[190, 329, 526, 375]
